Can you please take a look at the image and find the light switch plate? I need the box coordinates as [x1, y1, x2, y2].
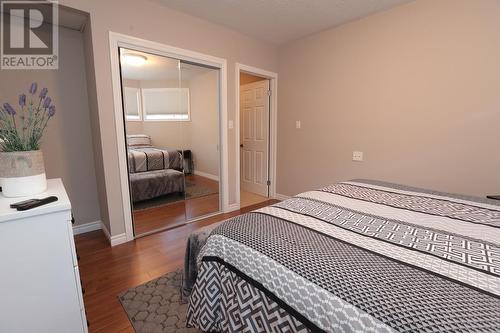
[296, 120, 301, 129]
[352, 151, 363, 161]
[228, 120, 234, 129]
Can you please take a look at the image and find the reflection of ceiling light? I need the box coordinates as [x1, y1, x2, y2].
[122, 53, 147, 66]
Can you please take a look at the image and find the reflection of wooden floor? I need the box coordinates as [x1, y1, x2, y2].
[240, 190, 268, 208]
[132, 174, 219, 236]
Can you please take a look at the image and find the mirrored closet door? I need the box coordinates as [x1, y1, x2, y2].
[180, 62, 221, 221]
[118, 47, 221, 237]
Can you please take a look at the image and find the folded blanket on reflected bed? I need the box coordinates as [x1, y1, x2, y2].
[187, 179, 500, 333]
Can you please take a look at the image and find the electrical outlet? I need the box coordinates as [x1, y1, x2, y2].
[352, 151, 363, 162]
[228, 120, 234, 129]
[296, 120, 301, 129]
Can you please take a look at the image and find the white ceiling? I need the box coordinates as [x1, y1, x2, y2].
[120, 49, 214, 81]
[156, 0, 415, 45]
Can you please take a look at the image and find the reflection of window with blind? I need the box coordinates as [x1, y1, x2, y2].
[141, 88, 190, 121]
[123, 87, 142, 121]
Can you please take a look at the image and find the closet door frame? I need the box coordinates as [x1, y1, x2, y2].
[109, 32, 228, 242]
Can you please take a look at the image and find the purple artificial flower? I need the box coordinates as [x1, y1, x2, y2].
[29, 82, 37, 94]
[43, 96, 52, 109]
[39, 87, 48, 99]
[48, 105, 56, 117]
[19, 94, 26, 107]
[3, 103, 16, 116]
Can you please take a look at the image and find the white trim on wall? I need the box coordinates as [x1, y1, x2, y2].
[227, 202, 241, 212]
[72, 220, 102, 235]
[193, 170, 220, 181]
[100, 220, 128, 246]
[100, 221, 111, 240]
[110, 233, 128, 246]
[109, 32, 229, 245]
[235, 63, 278, 207]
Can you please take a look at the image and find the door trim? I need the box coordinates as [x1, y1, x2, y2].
[235, 63, 278, 206]
[109, 32, 229, 243]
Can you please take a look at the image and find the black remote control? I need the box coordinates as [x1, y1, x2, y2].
[15, 196, 58, 211]
[10, 199, 39, 209]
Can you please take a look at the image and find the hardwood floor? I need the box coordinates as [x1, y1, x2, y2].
[240, 190, 269, 208]
[132, 174, 220, 235]
[76, 199, 278, 333]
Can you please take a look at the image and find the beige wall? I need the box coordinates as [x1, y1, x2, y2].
[0, 27, 101, 226]
[83, 21, 110, 231]
[187, 70, 220, 177]
[60, 0, 278, 236]
[277, 0, 500, 198]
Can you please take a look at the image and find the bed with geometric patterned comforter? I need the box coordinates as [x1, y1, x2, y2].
[127, 133, 185, 202]
[127, 146, 184, 202]
[187, 179, 500, 332]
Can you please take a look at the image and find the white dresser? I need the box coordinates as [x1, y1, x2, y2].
[0, 179, 88, 333]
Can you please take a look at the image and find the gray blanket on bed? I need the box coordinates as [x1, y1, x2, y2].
[187, 179, 500, 333]
[182, 221, 223, 299]
[129, 169, 184, 202]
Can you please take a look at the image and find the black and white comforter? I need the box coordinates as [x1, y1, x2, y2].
[128, 146, 182, 173]
[187, 179, 500, 332]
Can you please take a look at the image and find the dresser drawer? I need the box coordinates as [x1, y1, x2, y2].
[73, 266, 85, 311]
[80, 308, 89, 333]
[67, 218, 79, 267]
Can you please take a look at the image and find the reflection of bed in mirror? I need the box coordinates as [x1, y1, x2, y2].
[118, 47, 221, 236]
[127, 134, 184, 203]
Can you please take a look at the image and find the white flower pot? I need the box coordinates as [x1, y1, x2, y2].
[0, 150, 47, 197]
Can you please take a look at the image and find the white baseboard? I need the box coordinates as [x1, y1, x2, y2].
[110, 233, 128, 246]
[72, 220, 102, 235]
[225, 202, 240, 213]
[193, 170, 219, 181]
[99, 221, 128, 246]
[274, 193, 290, 201]
[100, 221, 111, 240]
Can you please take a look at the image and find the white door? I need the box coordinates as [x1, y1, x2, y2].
[240, 79, 270, 196]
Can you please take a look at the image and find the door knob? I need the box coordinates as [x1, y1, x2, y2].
[240, 144, 243, 148]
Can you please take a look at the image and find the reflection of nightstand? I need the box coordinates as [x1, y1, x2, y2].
[486, 195, 500, 200]
[178, 150, 193, 174]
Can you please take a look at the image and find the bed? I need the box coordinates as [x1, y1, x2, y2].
[186, 179, 500, 332]
[127, 134, 184, 203]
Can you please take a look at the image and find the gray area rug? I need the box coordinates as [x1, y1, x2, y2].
[133, 181, 219, 211]
[118, 270, 201, 333]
